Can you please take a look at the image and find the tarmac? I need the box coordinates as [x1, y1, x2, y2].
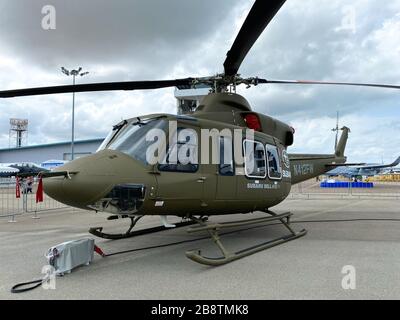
[0, 197, 399, 300]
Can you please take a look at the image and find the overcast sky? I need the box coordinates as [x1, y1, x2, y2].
[0, 0, 399, 163]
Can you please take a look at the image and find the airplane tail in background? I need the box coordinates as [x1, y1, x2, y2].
[356, 155, 400, 170]
[335, 126, 350, 158]
[390, 156, 400, 167]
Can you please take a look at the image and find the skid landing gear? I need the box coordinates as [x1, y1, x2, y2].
[89, 215, 198, 240]
[185, 212, 307, 266]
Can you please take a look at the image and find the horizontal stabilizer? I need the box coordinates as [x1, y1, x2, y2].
[326, 163, 366, 167]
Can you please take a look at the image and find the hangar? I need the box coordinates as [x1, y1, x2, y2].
[0, 138, 104, 164]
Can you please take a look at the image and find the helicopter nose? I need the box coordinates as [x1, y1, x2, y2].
[43, 152, 118, 209]
[44, 174, 113, 209]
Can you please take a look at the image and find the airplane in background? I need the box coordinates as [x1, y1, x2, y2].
[0, 162, 49, 178]
[382, 167, 400, 174]
[327, 156, 400, 178]
[0, 165, 19, 178]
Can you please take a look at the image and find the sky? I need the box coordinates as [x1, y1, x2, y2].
[0, 0, 399, 163]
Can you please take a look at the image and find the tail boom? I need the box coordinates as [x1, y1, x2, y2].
[289, 154, 346, 185]
[289, 127, 350, 185]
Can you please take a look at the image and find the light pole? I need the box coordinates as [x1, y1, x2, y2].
[61, 67, 89, 160]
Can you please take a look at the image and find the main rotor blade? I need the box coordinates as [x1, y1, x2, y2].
[258, 79, 400, 90]
[223, 0, 286, 76]
[0, 78, 194, 98]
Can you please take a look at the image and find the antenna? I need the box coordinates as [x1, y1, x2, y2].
[331, 111, 339, 151]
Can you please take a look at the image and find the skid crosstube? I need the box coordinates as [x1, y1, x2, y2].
[185, 212, 307, 266]
[89, 218, 197, 240]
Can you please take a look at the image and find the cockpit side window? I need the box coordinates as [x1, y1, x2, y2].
[266, 144, 282, 180]
[158, 127, 199, 173]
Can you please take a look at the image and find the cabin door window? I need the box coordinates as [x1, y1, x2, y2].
[266, 144, 282, 180]
[243, 140, 267, 179]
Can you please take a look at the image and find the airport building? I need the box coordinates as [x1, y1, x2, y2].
[0, 138, 104, 165]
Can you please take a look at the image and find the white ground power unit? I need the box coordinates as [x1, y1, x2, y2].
[11, 238, 105, 293]
[46, 238, 95, 275]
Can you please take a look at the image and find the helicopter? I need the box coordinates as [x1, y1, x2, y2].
[1, 0, 400, 266]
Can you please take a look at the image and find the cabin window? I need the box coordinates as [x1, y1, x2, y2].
[266, 145, 282, 180]
[219, 136, 234, 176]
[243, 140, 266, 179]
[158, 127, 199, 173]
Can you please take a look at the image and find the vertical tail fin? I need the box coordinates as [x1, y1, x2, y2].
[335, 126, 350, 158]
[390, 156, 400, 167]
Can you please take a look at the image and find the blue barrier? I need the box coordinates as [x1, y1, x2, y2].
[320, 182, 374, 189]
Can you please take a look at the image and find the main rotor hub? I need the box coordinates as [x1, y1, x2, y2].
[191, 74, 263, 93]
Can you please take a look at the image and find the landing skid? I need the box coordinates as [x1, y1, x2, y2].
[185, 212, 307, 266]
[89, 216, 198, 240]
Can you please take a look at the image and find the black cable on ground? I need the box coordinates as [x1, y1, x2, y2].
[11, 277, 48, 294]
[104, 235, 211, 257]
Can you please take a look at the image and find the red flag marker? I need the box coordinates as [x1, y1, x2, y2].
[36, 176, 44, 203]
[15, 177, 20, 199]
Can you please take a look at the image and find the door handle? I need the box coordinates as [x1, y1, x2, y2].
[197, 177, 206, 183]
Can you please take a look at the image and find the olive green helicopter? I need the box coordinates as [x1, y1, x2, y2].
[1, 0, 399, 266]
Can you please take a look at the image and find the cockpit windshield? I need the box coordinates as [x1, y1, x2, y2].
[102, 118, 167, 165]
[96, 120, 128, 152]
